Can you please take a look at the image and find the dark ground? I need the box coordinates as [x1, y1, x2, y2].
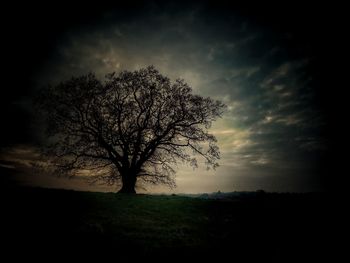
[1, 167, 336, 262]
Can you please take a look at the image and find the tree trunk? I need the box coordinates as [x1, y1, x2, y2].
[118, 174, 137, 194]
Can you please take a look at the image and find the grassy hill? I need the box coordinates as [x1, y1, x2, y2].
[1, 179, 330, 261]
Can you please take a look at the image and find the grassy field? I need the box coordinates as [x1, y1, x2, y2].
[1, 180, 330, 261]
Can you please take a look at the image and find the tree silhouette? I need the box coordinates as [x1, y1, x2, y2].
[37, 66, 225, 193]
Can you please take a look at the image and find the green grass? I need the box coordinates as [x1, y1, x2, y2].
[77, 193, 212, 250]
[1, 186, 328, 261]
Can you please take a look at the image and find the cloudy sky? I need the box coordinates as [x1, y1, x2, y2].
[1, 1, 338, 193]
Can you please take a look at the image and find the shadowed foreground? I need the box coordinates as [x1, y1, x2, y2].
[1, 173, 332, 261]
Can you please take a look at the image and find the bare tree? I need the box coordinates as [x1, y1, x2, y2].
[37, 66, 225, 193]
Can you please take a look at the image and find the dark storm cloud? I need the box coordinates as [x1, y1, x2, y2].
[1, 1, 332, 192]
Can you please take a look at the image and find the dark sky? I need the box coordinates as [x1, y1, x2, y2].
[0, 1, 343, 193]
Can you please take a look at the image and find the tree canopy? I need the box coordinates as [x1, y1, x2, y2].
[37, 66, 226, 193]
